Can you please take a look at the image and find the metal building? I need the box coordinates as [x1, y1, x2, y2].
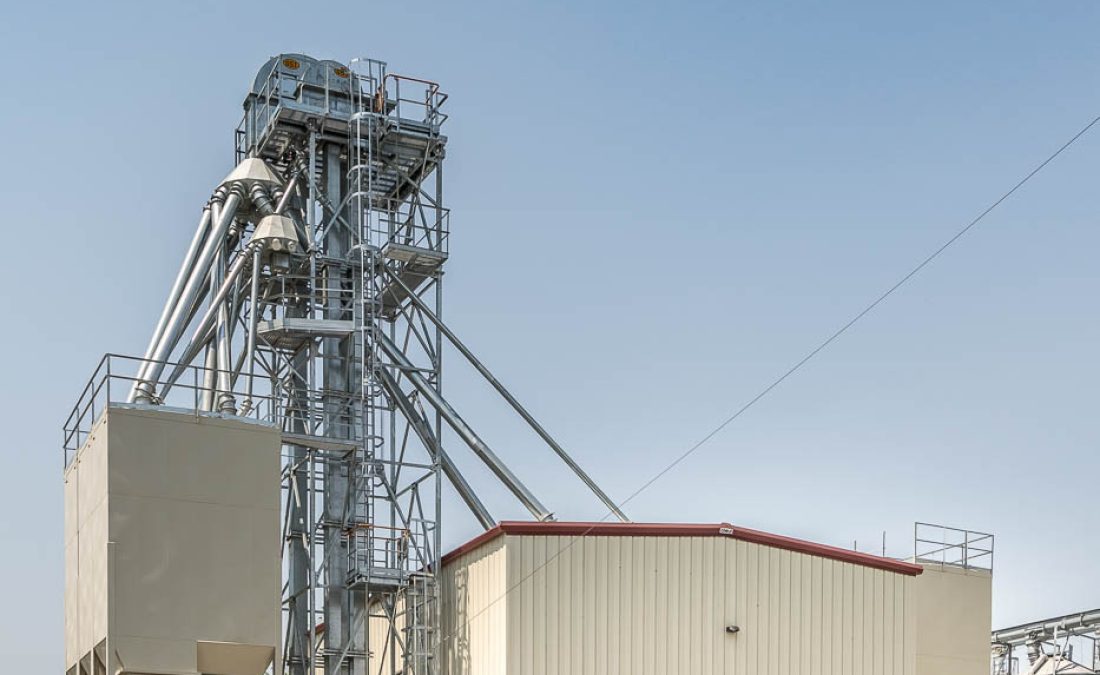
[366, 521, 993, 675]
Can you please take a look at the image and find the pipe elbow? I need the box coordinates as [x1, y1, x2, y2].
[209, 185, 230, 206]
[250, 183, 276, 215]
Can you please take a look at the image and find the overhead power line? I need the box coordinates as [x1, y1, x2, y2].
[440, 111, 1100, 647]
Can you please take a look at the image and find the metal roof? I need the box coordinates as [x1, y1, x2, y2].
[443, 521, 924, 576]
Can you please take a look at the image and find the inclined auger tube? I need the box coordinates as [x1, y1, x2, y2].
[382, 266, 630, 522]
[129, 204, 212, 402]
[156, 212, 301, 403]
[130, 158, 287, 403]
[376, 331, 555, 522]
[132, 188, 242, 402]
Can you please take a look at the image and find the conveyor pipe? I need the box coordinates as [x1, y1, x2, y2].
[158, 249, 253, 397]
[275, 173, 299, 214]
[215, 255, 236, 413]
[133, 189, 243, 401]
[383, 267, 628, 522]
[376, 331, 552, 521]
[992, 609, 1100, 646]
[130, 205, 212, 400]
[238, 248, 263, 415]
[200, 341, 217, 411]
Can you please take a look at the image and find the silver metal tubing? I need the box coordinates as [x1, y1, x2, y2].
[200, 341, 217, 411]
[275, 173, 299, 214]
[376, 331, 553, 521]
[383, 267, 628, 522]
[211, 244, 231, 411]
[134, 189, 243, 400]
[250, 183, 276, 216]
[130, 204, 213, 400]
[238, 248, 263, 415]
[158, 249, 253, 397]
[215, 273, 236, 413]
[272, 174, 311, 249]
[992, 609, 1100, 646]
[377, 367, 495, 529]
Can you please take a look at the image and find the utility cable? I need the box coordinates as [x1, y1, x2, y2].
[437, 112, 1100, 647]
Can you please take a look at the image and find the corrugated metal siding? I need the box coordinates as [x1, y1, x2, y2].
[496, 534, 915, 675]
[438, 535, 507, 675]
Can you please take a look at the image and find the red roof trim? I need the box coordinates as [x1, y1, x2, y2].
[442, 521, 923, 576]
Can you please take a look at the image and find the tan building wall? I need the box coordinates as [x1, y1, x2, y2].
[433, 523, 927, 675]
[442, 535, 508, 675]
[913, 562, 993, 675]
[63, 406, 282, 675]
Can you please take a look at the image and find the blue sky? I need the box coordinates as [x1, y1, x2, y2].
[3, 0, 1100, 667]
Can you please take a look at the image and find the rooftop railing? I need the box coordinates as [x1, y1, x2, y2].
[914, 521, 994, 571]
[62, 353, 279, 469]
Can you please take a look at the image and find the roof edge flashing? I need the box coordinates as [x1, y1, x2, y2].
[442, 520, 923, 576]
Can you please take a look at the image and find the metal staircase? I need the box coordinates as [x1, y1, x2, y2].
[345, 57, 444, 675]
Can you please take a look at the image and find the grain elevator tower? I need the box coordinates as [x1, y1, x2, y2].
[63, 53, 626, 675]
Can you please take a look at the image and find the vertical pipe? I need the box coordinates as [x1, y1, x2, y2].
[239, 247, 263, 415]
[286, 132, 315, 675]
[216, 290, 235, 412]
[200, 340, 217, 411]
[212, 238, 236, 412]
[306, 449, 316, 675]
[319, 138, 358, 675]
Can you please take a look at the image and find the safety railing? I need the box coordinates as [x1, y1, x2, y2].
[914, 522, 994, 570]
[237, 59, 447, 160]
[347, 522, 412, 581]
[364, 196, 450, 255]
[62, 353, 279, 468]
[382, 73, 449, 129]
[347, 517, 437, 579]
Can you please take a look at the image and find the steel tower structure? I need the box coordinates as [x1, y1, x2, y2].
[116, 53, 627, 675]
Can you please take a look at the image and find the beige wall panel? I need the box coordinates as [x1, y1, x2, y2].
[436, 535, 506, 675]
[65, 419, 110, 667]
[64, 538, 79, 666]
[110, 634, 196, 672]
[489, 533, 915, 675]
[367, 597, 404, 674]
[64, 463, 78, 547]
[64, 469, 79, 666]
[77, 498, 108, 660]
[63, 407, 281, 675]
[913, 563, 992, 675]
[197, 641, 278, 675]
